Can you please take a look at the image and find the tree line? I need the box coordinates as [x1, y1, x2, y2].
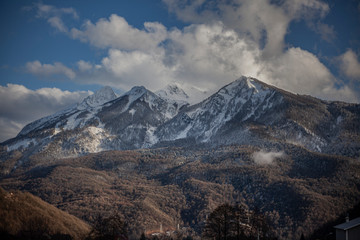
[202, 204, 276, 240]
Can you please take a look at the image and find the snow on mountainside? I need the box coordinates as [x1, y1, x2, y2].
[17, 86, 117, 137]
[156, 83, 190, 109]
[156, 83, 189, 102]
[3, 84, 188, 156]
[156, 76, 280, 142]
[2, 76, 360, 159]
[78, 86, 117, 109]
[96, 85, 186, 150]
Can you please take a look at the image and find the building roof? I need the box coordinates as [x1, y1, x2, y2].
[334, 217, 360, 230]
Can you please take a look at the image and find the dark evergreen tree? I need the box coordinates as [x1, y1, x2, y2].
[202, 204, 235, 240]
[88, 213, 128, 240]
[140, 233, 147, 240]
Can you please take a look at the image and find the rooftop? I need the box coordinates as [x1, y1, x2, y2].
[334, 217, 360, 230]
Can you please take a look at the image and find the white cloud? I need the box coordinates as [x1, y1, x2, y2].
[48, 16, 68, 33]
[0, 84, 91, 142]
[70, 14, 167, 51]
[162, 0, 330, 57]
[26, 60, 76, 79]
[36, 20, 358, 103]
[252, 150, 285, 165]
[260, 48, 333, 94]
[24, 2, 359, 103]
[29, 3, 78, 33]
[77, 60, 93, 72]
[259, 47, 359, 102]
[338, 49, 360, 80]
[0, 118, 24, 143]
[165, 23, 261, 90]
[89, 22, 358, 102]
[35, 3, 78, 19]
[101, 48, 172, 90]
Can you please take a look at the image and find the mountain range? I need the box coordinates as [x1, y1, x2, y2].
[1, 76, 360, 240]
[2, 76, 360, 161]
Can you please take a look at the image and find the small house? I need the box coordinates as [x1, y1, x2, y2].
[334, 216, 360, 240]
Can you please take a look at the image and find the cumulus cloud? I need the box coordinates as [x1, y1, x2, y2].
[252, 150, 285, 165]
[77, 60, 93, 72]
[31, 20, 358, 103]
[24, 2, 360, 103]
[0, 84, 91, 142]
[101, 48, 172, 90]
[26, 60, 76, 79]
[162, 0, 329, 57]
[70, 14, 167, 51]
[84, 22, 358, 102]
[261, 48, 334, 95]
[338, 49, 360, 80]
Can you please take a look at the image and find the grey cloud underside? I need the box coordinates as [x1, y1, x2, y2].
[2, 76, 360, 161]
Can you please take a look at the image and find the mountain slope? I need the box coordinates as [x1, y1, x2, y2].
[0, 187, 90, 239]
[1, 145, 359, 240]
[156, 77, 282, 143]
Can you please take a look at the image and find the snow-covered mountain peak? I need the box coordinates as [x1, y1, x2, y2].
[156, 83, 189, 101]
[155, 83, 190, 109]
[124, 86, 148, 102]
[217, 77, 271, 99]
[126, 86, 147, 95]
[79, 86, 117, 109]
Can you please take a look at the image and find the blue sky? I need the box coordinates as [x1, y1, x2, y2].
[0, 0, 360, 142]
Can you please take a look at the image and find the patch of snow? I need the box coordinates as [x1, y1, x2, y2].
[129, 109, 136, 116]
[18, 105, 77, 136]
[72, 125, 110, 153]
[174, 124, 192, 140]
[87, 126, 104, 135]
[53, 127, 61, 136]
[144, 126, 159, 147]
[63, 111, 82, 130]
[336, 116, 343, 124]
[7, 138, 37, 152]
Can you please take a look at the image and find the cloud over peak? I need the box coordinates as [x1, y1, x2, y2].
[163, 0, 330, 58]
[22, 1, 360, 103]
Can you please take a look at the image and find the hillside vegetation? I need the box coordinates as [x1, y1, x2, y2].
[1, 144, 359, 240]
[0, 187, 90, 239]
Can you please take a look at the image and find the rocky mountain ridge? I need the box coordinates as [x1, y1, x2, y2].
[2, 76, 360, 161]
